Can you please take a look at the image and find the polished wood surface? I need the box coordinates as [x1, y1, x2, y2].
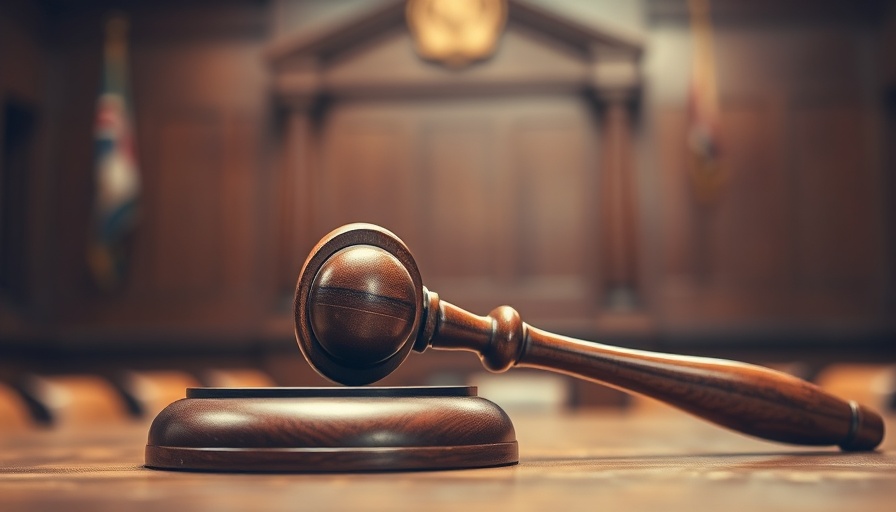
[517, 326, 883, 450]
[309, 245, 417, 368]
[296, 224, 425, 386]
[1, 409, 893, 511]
[295, 224, 884, 450]
[145, 387, 518, 472]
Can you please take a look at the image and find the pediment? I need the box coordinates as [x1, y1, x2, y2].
[267, 0, 645, 102]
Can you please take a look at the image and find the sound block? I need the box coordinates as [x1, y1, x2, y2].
[144, 386, 518, 472]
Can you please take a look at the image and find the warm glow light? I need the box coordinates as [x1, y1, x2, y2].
[406, 0, 507, 68]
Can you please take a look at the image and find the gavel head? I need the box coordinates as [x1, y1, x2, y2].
[294, 224, 425, 385]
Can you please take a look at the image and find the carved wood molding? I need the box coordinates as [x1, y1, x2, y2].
[267, 0, 650, 322]
[266, 0, 645, 105]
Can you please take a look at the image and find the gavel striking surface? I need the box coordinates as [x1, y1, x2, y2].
[145, 387, 518, 472]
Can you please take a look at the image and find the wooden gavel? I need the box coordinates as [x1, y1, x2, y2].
[294, 224, 885, 451]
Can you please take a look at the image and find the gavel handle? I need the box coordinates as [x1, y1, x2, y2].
[420, 295, 885, 451]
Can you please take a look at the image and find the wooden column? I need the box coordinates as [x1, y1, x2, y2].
[597, 92, 640, 310]
[277, 104, 318, 294]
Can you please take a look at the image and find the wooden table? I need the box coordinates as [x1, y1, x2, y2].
[1, 408, 893, 511]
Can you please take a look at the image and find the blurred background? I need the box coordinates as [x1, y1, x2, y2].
[0, 0, 894, 426]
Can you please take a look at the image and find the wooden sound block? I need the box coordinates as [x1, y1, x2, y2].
[144, 386, 518, 472]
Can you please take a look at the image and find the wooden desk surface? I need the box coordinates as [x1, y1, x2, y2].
[1, 408, 893, 512]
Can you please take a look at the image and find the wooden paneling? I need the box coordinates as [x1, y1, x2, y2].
[655, 98, 883, 329]
[515, 120, 591, 280]
[133, 112, 261, 300]
[306, 96, 599, 321]
[276, 112, 315, 296]
[422, 121, 493, 278]
[0, 0, 45, 102]
[887, 90, 896, 327]
[656, 106, 693, 284]
[0, 100, 38, 304]
[219, 116, 259, 295]
[318, 119, 415, 239]
[791, 104, 879, 291]
[659, 116, 789, 293]
[711, 102, 789, 290]
[13, 0, 274, 339]
[150, 115, 224, 296]
[2, 0, 892, 351]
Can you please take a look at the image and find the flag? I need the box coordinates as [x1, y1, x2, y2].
[687, 0, 724, 205]
[87, 14, 141, 291]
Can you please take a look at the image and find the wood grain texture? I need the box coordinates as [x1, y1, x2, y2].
[653, 98, 884, 331]
[309, 246, 417, 365]
[144, 387, 518, 472]
[310, 96, 600, 322]
[428, 300, 885, 452]
[295, 224, 425, 386]
[518, 326, 884, 450]
[1, 409, 894, 512]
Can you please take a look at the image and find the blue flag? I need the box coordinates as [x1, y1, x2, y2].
[87, 14, 140, 291]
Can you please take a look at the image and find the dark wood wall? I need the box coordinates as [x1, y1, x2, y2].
[317, 96, 600, 318]
[1, 0, 277, 348]
[645, 2, 893, 345]
[1, 0, 894, 363]
[0, 0, 51, 341]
